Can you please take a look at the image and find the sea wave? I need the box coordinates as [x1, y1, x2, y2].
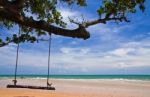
[21, 78, 150, 83]
[1, 75, 150, 82]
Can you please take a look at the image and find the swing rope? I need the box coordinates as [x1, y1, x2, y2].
[47, 34, 52, 87]
[12, 27, 53, 88]
[13, 27, 21, 85]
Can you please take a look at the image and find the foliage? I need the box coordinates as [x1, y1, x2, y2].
[0, 0, 146, 47]
[97, 0, 145, 20]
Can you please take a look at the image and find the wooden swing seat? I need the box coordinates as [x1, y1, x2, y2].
[7, 84, 55, 90]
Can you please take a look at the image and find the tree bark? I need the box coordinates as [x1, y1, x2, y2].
[0, 1, 90, 40]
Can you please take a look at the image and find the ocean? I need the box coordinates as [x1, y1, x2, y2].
[0, 75, 150, 81]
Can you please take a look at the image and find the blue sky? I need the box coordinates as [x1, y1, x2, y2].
[0, 0, 150, 75]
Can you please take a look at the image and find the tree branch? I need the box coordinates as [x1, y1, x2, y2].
[69, 15, 130, 28]
[0, 4, 90, 40]
[84, 17, 130, 27]
[0, 0, 130, 41]
[11, 0, 25, 12]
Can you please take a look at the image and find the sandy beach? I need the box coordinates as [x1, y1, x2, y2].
[0, 78, 150, 97]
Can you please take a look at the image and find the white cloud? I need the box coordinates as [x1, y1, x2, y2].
[0, 44, 48, 67]
[104, 39, 150, 68]
[60, 9, 79, 20]
[87, 23, 132, 43]
[58, 7, 95, 29]
[60, 47, 90, 55]
[1, 38, 150, 74]
[109, 48, 136, 57]
[70, 41, 78, 45]
[58, 8, 81, 29]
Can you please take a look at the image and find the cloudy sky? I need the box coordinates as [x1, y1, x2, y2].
[0, 0, 150, 75]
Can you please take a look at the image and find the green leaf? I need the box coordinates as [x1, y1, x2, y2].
[97, 7, 104, 15]
[139, 5, 145, 12]
[0, 39, 2, 43]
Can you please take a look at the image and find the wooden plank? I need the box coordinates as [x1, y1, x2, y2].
[7, 84, 55, 90]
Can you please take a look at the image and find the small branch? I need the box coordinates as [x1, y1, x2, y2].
[85, 19, 106, 27]
[0, 40, 13, 47]
[68, 17, 81, 25]
[84, 16, 130, 28]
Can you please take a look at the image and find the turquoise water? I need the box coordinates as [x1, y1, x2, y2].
[0, 75, 150, 81]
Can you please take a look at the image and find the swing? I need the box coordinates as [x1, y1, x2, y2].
[7, 28, 55, 90]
